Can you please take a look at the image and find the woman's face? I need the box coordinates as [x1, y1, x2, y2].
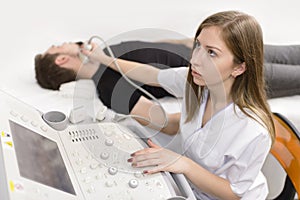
[190, 26, 237, 87]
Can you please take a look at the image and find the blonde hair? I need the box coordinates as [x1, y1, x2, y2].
[185, 10, 275, 143]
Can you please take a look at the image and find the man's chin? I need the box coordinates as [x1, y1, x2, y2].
[75, 41, 84, 47]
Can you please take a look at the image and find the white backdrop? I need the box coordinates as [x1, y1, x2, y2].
[1, 0, 300, 98]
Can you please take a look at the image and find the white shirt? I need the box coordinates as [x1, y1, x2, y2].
[158, 68, 272, 200]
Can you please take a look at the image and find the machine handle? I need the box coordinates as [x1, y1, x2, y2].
[168, 173, 196, 200]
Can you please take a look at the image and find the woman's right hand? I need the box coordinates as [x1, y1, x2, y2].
[80, 42, 112, 65]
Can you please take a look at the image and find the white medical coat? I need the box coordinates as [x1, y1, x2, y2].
[158, 67, 272, 200]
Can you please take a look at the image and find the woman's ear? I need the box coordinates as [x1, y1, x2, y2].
[232, 62, 246, 78]
[55, 55, 70, 66]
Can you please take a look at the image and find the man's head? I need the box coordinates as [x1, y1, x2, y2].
[35, 42, 84, 90]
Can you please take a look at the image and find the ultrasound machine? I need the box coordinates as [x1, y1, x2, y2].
[0, 90, 196, 200]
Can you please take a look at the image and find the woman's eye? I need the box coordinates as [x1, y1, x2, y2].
[208, 49, 216, 57]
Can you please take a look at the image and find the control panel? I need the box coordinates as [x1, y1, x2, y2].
[0, 91, 195, 200]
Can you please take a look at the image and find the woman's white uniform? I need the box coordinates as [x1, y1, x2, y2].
[158, 67, 272, 200]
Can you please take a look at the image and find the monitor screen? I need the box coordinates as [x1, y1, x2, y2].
[9, 120, 76, 195]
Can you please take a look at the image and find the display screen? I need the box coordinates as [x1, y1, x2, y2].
[9, 120, 76, 195]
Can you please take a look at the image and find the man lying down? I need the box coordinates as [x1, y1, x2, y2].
[34, 39, 300, 133]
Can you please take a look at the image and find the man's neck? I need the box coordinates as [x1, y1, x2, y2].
[76, 61, 100, 79]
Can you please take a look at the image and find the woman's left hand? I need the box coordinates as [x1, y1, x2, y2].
[128, 139, 188, 174]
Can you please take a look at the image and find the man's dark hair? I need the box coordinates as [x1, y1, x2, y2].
[35, 53, 76, 90]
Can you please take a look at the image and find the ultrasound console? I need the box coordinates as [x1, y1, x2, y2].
[0, 91, 195, 200]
